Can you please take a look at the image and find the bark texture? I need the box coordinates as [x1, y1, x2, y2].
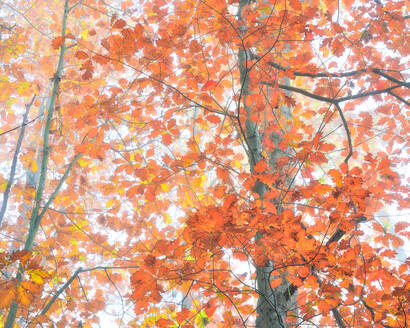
[238, 0, 297, 326]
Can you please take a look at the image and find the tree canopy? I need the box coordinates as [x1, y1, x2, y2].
[0, 0, 408, 327]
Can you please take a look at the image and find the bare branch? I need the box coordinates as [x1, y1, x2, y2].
[0, 95, 36, 227]
[0, 115, 40, 137]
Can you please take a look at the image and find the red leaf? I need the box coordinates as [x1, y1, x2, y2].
[340, 162, 348, 174]
[254, 160, 268, 174]
[394, 221, 409, 233]
[162, 133, 172, 146]
[201, 80, 218, 91]
[51, 36, 64, 49]
[75, 51, 88, 60]
[205, 114, 221, 124]
[112, 19, 127, 29]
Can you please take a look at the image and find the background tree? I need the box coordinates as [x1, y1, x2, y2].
[0, 0, 408, 327]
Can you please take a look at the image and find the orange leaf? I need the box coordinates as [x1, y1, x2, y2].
[162, 133, 172, 146]
[394, 221, 409, 233]
[270, 277, 282, 288]
[112, 19, 127, 29]
[339, 162, 348, 174]
[51, 36, 64, 49]
[201, 80, 218, 91]
[0, 282, 15, 309]
[254, 160, 268, 174]
[317, 299, 331, 315]
[75, 51, 89, 60]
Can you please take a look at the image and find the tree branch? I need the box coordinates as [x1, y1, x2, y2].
[332, 308, 347, 328]
[23, 0, 70, 252]
[264, 59, 408, 88]
[336, 84, 406, 103]
[387, 90, 409, 106]
[40, 265, 139, 316]
[0, 95, 35, 227]
[0, 115, 39, 137]
[5, 2, 70, 327]
[36, 153, 82, 224]
[334, 102, 353, 164]
[262, 81, 406, 106]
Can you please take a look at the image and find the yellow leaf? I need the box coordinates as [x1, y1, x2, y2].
[160, 183, 170, 192]
[17, 285, 33, 306]
[0, 181, 7, 193]
[164, 213, 171, 224]
[81, 30, 88, 40]
[258, 6, 271, 14]
[27, 269, 49, 285]
[78, 158, 88, 167]
[30, 160, 38, 172]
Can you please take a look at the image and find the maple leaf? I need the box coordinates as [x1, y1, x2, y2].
[75, 51, 88, 60]
[0, 281, 15, 309]
[51, 36, 64, 50]
[201, 80, 218, 91]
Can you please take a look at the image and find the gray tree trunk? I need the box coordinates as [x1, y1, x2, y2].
[237, 1, 297, 327]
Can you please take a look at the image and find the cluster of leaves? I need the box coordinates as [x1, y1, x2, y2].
[0, 250, 50, 314]
[0, 0, 408, 327]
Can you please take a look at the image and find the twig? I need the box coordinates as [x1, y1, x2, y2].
[0, 115, 39, 137]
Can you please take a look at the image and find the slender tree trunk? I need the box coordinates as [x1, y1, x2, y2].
[4, 1, 70, 327]
[237, 1, 297, 327]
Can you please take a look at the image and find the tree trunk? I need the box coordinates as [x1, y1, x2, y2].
[4, 1, 70, 327]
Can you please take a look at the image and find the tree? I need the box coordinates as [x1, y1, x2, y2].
[0, 0, 408, 327]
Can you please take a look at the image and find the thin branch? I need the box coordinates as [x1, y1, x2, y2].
[334, 103, 353, 164]
[265, 60, 366, 78]
[265, 59, 408, 87]
[68, 0, 84, 12]
[274, 82, 336, 103]
[262, 81, 406, 105]
[326, 217, 366, 247]
[373, 68, 408, 87]
[5, 2, 69, 326]
[0, 95, 36, 227]
[77, 275, 89, 302]
[1, 1, 50, 38]
[387, 90, 409, 106]
[336, 84, 406, 103]
[0, 115, 39, 137]
[36, 153, 82, 224]
[40, 265, 139, 316]
[104, 268, 125, 327]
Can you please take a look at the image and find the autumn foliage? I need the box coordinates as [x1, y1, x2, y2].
[0, 0, 408, 327]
